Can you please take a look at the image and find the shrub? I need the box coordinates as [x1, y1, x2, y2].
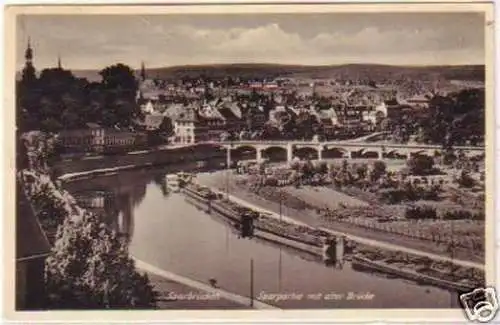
[457, 170, 475, 188]
[407, 155, 435, 175]
[370, 161, 387, 181]
[441, 209, 484, 221]
[405, 205, 438, 220]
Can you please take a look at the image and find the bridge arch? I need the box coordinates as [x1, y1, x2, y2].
[384, 149, 407, 160]
[293, 146, 319, 160]
[323, 147, 349, 159]
[355, 148, 381, 159]
[261, 146, 288, 162]
[230, 145, 258, 161]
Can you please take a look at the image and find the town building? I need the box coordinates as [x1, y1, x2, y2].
[57, 123, 146, 154]
[173, 106, 197, 144]
[404, 94, 431, 109]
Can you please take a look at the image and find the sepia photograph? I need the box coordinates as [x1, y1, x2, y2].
[4, 2, 496, 322]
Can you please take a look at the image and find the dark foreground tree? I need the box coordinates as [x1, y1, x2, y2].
[45, 211, 158, 309]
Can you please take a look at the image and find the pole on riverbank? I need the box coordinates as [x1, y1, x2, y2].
[279, 192, 282, 223]
[278, 247, 282, 291]
[250, 258, 254, 307]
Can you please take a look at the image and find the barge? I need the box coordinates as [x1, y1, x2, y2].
[182, 183, 481, 293]
[351, 255, 477, 292]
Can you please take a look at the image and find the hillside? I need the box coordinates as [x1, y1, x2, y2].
[19, 63, 485, 83]
[147, 63, 485, 82]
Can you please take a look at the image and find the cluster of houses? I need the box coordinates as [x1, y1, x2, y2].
[136, 75, 433, 145]
[56, 70, 435, 153]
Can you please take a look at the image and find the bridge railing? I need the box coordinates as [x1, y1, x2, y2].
[211, 140, 485, 151]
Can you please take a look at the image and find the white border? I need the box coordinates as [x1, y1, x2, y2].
[1, 1, 498, 324]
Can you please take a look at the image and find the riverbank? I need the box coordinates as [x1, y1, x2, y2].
[134, 259, 270, 309]
[53, 143, 226, 177]
[196, 171, 484, 265]
[180, 181, 483, 293]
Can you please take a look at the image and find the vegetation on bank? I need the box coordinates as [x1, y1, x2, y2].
[225, 155, 485, 258]
[18, 132, 158, 309]
[20, 170, 158, 309]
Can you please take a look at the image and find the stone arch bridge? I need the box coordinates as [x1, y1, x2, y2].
[210, 140, 484, 164]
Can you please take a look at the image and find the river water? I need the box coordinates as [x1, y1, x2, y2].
[63, 164, 460, 309]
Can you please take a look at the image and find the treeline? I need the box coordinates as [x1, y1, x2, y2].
[17, 63, 142, 133]
[417, 88, 485, 146]
[390, 88, 485, 147]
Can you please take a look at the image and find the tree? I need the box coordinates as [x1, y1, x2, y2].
[370, 161, 387, 181]
[300, 160, 315, 181]
[457, 170, 475, 188]
[419, 89, 485, 146]
[99, 64, 142, 128]
[158, 117, 174, 137]
[45, 211, 158, 309]
[407, 155, 435, 176]
[355, 163, 368, 180]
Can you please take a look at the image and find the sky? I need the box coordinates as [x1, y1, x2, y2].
[16, 13, 486, 71]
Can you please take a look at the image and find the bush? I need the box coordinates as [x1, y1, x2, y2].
[441, 209, 484, 221]
[264, 177, 278, 187]
[405, 205, 438, 220]
[407, 155, 435, 175]
[379, 189, 407, 204]
[370, 161, 387, 181]
[457, 170, 475, 188]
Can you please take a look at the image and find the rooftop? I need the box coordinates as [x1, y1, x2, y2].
[16, 184, 51, 261]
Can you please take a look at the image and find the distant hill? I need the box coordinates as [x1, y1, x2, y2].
[18, 63, 485, 83]
[144, 63, 485, 82]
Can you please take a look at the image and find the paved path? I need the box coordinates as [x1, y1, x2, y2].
[207, 187, 484, 271]
[132, 257, 279, 310]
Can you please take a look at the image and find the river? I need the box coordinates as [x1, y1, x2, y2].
[63, 165, 461, 309]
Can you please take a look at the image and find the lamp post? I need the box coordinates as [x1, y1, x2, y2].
[449, 218, 455, 308]
[279, 191, 283, 223]
[250, 258, 254, 308]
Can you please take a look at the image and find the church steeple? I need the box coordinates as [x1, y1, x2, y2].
[57, 54, 62, 69]
[21, 37, 36, 85]
[25, 37, 33, 62]
[140, 61, 146, 81]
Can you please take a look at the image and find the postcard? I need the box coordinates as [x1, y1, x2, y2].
[3, 2, 497, 323]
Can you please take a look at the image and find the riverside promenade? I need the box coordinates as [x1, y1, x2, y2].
[133, 258, 278, 310]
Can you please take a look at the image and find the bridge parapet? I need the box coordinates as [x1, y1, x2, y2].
[216, 141, 485, 152]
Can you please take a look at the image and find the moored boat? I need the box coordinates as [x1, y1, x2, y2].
[165, 174, 180, 192]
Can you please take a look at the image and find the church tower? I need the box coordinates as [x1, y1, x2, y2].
[57, 54, 62, 69]
[21, 37, 36, 85]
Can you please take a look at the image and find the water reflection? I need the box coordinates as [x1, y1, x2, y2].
[153, 175, 170, 197]
[67, 168, 158, 243]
